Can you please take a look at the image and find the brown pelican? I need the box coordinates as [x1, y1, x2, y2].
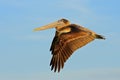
[33, 18, 105, 72]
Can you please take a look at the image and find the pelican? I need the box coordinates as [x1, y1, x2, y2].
[33, 18, 105, 72]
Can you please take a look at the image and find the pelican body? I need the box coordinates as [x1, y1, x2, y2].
[33, 19, 105, 72]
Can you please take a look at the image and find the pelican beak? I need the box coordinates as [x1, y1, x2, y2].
[33, 21, 59, 31]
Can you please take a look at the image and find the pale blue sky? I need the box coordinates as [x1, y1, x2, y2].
[0, 0, 120, 80]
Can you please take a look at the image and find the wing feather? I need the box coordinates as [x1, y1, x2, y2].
[50, 29, 95, 72]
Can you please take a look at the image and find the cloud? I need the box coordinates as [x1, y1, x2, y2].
[0, 68, 120, 80]
[56, 0, 91, 14]
[60, 68, 120, 80]
[54, 0, 114, 26]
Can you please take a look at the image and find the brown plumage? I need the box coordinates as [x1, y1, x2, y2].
[33, 19, 105, 72]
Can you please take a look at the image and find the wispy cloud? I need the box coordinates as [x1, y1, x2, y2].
[0, 68, 120, 80]
[55, 0, 114, 27]
[56, 0, 91, 14]
[60, 68, 120, 80]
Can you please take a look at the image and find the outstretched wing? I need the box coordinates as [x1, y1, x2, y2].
[50, 28, 95, 72]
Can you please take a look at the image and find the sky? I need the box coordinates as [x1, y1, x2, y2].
[0, 0, 120, 80]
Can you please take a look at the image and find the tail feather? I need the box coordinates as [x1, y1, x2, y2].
[95, 34, 105, 40]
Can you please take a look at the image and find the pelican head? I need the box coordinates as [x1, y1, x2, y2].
[33, 19, 70, 32]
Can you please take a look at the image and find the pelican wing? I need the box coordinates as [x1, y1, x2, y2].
[50, 28, 95, 72]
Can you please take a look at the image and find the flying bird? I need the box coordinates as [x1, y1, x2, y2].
[33, 18, 105, 72]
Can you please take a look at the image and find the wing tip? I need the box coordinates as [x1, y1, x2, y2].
[96, 34, 105, 40]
